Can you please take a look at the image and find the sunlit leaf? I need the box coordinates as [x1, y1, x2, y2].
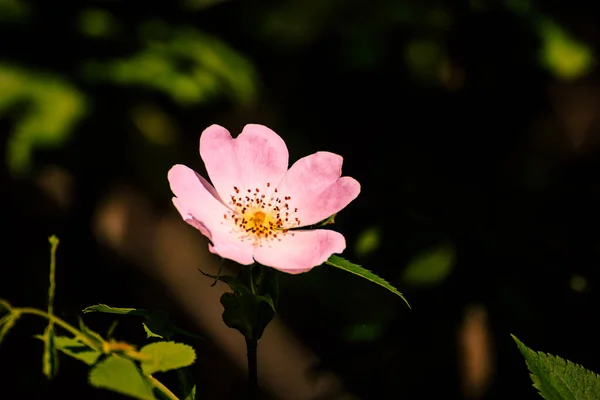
[402, 244, 455, 287]
[139, 342, 196, 375]
[83, 304, 150, 317]
[53, 335, 102, 365]
[143, 323, 163, 339]
[326, 255, 410, 307]
[89, 356, 155, 400]
[513, 335, 600, 400]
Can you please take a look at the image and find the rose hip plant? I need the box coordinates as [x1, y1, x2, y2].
[2, 124, 598, 400]
[0, 124, 408, 399]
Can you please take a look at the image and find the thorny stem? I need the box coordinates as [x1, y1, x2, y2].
[5, 305, 181, 400]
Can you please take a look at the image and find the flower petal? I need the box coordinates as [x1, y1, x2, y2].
[200, 124, 289, 201]
[275, 152, 361, 227]
[168, 164, 254, 265]
[253, 229, 346, 274]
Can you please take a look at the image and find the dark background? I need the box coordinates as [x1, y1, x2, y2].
[2, 0, 600, 399]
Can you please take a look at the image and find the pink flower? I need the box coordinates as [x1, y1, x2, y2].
[168, 124, 360, 274]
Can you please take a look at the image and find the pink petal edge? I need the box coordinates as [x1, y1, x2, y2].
[200, 124, 289, 202]
[253, 229, 346, 274]
[275, 151, 361, 227]
[168, 164, 255, 265]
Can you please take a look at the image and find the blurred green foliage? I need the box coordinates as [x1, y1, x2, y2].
[344, 323, 382, 342]
[0, 0, 29, 22]
[2, 0, 595, 177]
[537, 17, 595, 81]
[404, 38, 445, 84]
[82, 23, 257, 106]
[0, 64, 87, 175]
[354, 226, 382, 257]
[77, 8, 118, 39]
[1, 5, 257, 176]
[402, 244, 455, 288]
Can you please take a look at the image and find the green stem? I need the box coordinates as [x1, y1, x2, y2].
[246, 337, 258, 400]
[47, 237, 59, 317]
[148, 375, 180, 400]
[18, 308, 85, 340]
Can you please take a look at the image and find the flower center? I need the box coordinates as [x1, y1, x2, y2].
[222, 183, 301, 246]
[251, 211, 266, 226]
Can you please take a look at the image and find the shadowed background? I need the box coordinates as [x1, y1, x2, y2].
[2, 0, 600, 399]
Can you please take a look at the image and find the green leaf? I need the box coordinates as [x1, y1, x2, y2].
[139, 342, 196, 375]
[326, 255, 410, 308]
[53, 335, 102, 365]
[89, 355, 155, 400]
[512, 335, 600, 400]
[143, 323, 164, 339]
[402, 244, 455, 287]
[220, 291, 275, 341]
[203, 264, 279, 341]
[83, 304, 150, 317]
[41, 324, 59, 379]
